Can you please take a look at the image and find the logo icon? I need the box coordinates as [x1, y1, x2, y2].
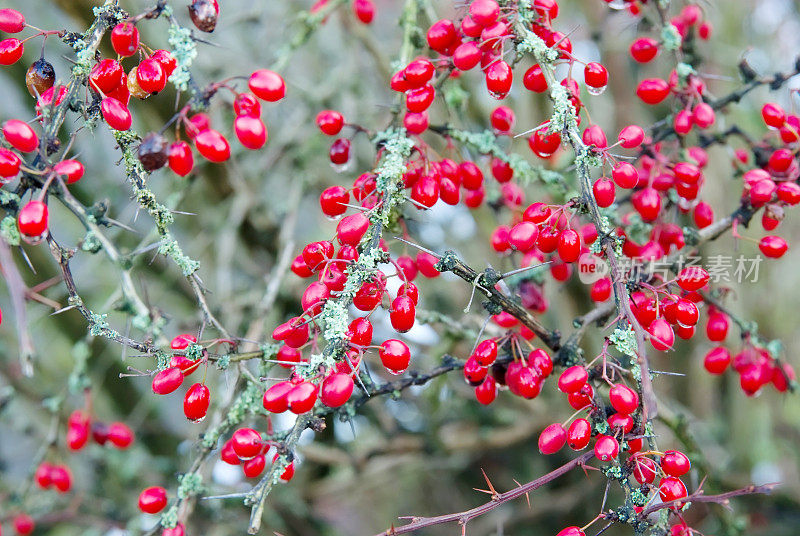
[577, 253, 609, 284]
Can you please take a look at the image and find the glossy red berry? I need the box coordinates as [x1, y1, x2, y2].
[473, 339, 498, 366]
[111, 22, 140, 57]
[592, 177, 615, 207]
[101, 98, 132, 131]
[136, 57, 166, 94]
[703, 346, 730, 374]
[231, 428, 263, 460]
[759, 235, 788, 258]
[3, 120, 39, 153]
[676, 267, 709, 291]
[583, 62, 608, 90]
[761, 103, 786, 128]
[630, 37, 659, 63]
[609, 383, 639, 414]
[316, 110, 344, 135]
[50, 465, 72, 492]
[475, 376, 497, 405]
[594, 435, 619, 461]
[556, 527, 585, 536]
[612, 162, 638, 189]
[243, 454, 266, 478]
[263, 381, 293, 413]
[706, 312, 729, 342]
[321, 373, 354, 407]
[0, 37, 23, 65]
[567, 418, 591, 450]
[648, 318, 675, 351]
[390, 295, 416, 332]
[0, 147, 21, 178]
[0, 9, 25, 33]
[17, 200, 48, 238]
[151, 367, 184, 395]
[427, 19, 458, 54]
[195, 129, 231, 162]
[138, 486, 168, 514]
[286, 381, 319, 413]
[636, 78, 670, 105]
[184, 383, 210, 422]
[379, 339, 411, 374]
[234, 115, 268, 149]
[168, 141, 194, 176]
[249, 69, 286, 101]
[485, 60, 512, 98]
[558, 229, 581, 263]
[538, 423, 567, 454]
[53, 159, 85, 184]
[659, 476, 688, 505]
[661, 450, 691, 477]
[558, 366, 588, 394]
[90, 59, 125, 93]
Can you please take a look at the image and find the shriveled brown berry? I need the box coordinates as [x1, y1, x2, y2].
[25, 58, 56, 98]
[189, 0, 219, 32]
[137, 132, 169, 171]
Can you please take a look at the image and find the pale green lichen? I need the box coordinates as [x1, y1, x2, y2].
[167, 23, 197, 92]
[0, 216, 20, 246]
[158, 235, 200, 276]
[81, 230, 102, 253]
[609, 327, 638, 358]
[661, 24, 683, 51]
[177, 472, 203, 499]
[160, 505, 179, 529]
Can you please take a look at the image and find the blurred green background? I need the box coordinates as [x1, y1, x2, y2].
[0, 0, 799, 535]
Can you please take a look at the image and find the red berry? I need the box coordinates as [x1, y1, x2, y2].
[557, 229, 581, 263]
[636, 78, 670, 104]
[50, 465, 72, 493]
[703, 346, 731, 374]
[352, 0, 375, 23]
[661, 450, 691, 477]
[13, 514, 35, 535]
[3, 120, 39, 152]
[633, 456, 658, 484]
[676, 266, 709, 291]
[101, 98, 132, 131]
[111, 22, 139, 57]
[583, 62, 608, 90]
[485, 60, 512, 98]
[139, 486, 168, 514]
[490, 105, 515, 133]
[107, 422, 134, 448]
[316, 110, 344, 135]
[630, 37, 659, 63]
[321, 373, 355, 407]
[243, 454, 266, 478]
[592, 177, 615, 207]
[612, 162, 638, 189]
[558, 366, 588, 394]
[659, 476, 688, 505]
[249, 69, 285, 101]
[168, 141, 194, 176]
[136, 57, 166, 94]
[337, 212, 370, 246]
[761, 103, 786, 128]
[195, 129, 231, 162]
[0, 9, 25, 33]
[648, 318, 674, 351]
[152, 367, 184, 395]
[184, 383, 210, 422]
[759, 235, 788, 258]
[234, 115, 268, 149]
[538, 423, 567, 454]
[567, 418, 591, 450]
[706, 312, 729, 342]
[556, 527, 585, 536]
[0, 37, 23, 65]
[329, 138, 351, 165]
[473, 339, 498, 366]
[379, 339, 411, 374]
[453, 41, 481, 71]
[17, 200, 48, 237]
[475, 376, 497, 405]
[468, 0, 499, 26]
[594, 435, 619, 461]
[609, 383, 639, 414]
[427, 19, 458, 54]
[0, 147, 21, 178]
[523, 64, 548, 92]
[231, 428, 263, 460]
[286, 380, 318, 413]
[263, 381, 293, 413]
[390, 295, 416, 332]
[53, 159, 84, 184]
[90, 59, 125, 93]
